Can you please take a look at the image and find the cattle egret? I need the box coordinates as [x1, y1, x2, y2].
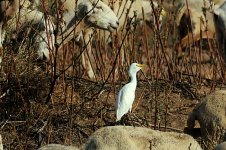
[116, 63, 144, 121]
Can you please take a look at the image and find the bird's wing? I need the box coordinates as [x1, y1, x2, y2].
[115, 88, 122, 110]
[116, 84, 135, 121]
[117, 84, 135, 109]
[116, 88, 127, 121]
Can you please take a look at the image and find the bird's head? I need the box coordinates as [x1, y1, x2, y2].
[129, 63, 145, 76]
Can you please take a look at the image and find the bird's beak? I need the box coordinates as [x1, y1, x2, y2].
[136, 64, 145, 69]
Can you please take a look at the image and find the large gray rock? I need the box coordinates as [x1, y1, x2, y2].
[39, 126, 202, 150]
[82, 126, 202, 150]
[187, 90, 226, 149]
[214, 142, 226, 150]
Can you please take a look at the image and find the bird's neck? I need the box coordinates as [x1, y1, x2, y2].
[129, 73, 137, 85]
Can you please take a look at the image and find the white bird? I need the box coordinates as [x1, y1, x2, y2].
[116, 63, 144, 121]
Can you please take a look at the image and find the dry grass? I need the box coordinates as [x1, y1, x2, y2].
[0, 0, 225, 149]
